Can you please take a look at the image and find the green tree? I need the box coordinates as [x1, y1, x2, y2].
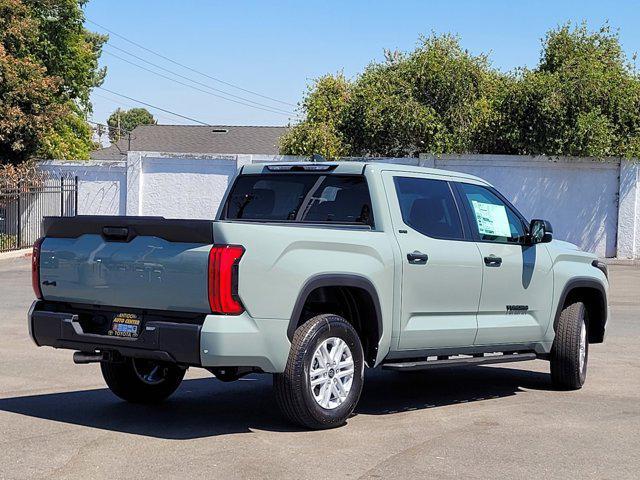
[39, 105, 97, 159]
[279, 74, 351, 158]
[0, 0, 106, 164]
[281, 24, 640, 159]
[107, 107, 156, 143]
[341, 36, 505, 157]
[281, 34, 503, 158]
[495, 23, 640, 157]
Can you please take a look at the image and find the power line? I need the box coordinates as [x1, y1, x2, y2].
[103, 49, 296, 117]
[103, 50, 298, 118]
[86, 18, 296, 108]
[96, 86, 211, 125]
[91, 91, 190, 124]
[104, 44, 297, 116]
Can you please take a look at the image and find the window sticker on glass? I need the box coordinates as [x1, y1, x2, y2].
[471, 200, 512, 237]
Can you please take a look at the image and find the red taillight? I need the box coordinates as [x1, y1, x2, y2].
[32, 237, 44, 299]
[208, 245, 245, 314]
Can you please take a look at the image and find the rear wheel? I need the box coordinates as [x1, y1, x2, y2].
[274, 314, 364, 429]
[550, 301, 589, 390]
[101, 358, 186, 403]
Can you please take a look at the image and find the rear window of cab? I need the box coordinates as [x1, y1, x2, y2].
[222, 174, 374, 226]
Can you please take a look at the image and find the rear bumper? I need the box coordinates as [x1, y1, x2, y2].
[200, 313, 291, 373]
[28, 301, 292, 373]
[28, 301, 202, 366]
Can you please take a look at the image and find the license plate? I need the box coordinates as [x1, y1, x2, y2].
[108, 313, 141, 338]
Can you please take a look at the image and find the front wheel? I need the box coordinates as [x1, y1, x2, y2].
[274, 314, 364, 429]
[101, 357, 186, 403]
[550, 301, 589, 390]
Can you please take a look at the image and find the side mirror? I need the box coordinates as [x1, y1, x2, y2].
[529, 219, 553, 244]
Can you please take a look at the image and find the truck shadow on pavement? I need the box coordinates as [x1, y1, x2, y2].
[0, 365, 553, 439]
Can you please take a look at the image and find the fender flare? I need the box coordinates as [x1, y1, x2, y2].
[286, 274, 383, 344]
[552, 277, 608, 335]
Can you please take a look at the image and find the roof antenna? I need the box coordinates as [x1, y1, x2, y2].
[310, 153, 326, 163]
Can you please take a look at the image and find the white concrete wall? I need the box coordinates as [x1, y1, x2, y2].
[125, 152, 306, 217]
[616, 159, 640, 259]
[125, 152, 238, 218]
[33, 152, 640, 258]
[38, 160, 126, 215]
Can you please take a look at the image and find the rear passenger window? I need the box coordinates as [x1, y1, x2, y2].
[223, 174, 373, 226]
[394, 177, 464, 240]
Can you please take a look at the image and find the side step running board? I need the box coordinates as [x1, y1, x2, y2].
[382, 352, 537, 371]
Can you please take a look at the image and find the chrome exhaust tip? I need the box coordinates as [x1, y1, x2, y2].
[73, 351, 105, 364]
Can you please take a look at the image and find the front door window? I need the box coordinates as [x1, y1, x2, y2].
[457, 183, 526, 244]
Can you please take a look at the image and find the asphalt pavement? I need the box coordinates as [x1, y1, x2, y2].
[0, 256, 638, 479]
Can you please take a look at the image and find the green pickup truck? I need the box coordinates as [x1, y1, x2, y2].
[28, 162, 609, 429]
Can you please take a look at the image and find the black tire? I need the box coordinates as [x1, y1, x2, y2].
[274, 314, 364, 430]
[550, 301, 589, 390]
[101, 358, 186, 403]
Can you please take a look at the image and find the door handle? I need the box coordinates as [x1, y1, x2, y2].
[484, 255, 502, 267]
[407, 251, 429, 265]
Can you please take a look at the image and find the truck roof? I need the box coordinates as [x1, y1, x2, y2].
[242, 161, 488, 184]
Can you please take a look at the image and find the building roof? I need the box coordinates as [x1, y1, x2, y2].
[90, 124, 288, 160]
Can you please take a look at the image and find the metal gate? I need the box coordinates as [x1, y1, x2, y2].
[0, 174, 78, 253]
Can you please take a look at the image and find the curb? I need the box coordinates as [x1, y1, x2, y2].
[0, 248, 32, 262]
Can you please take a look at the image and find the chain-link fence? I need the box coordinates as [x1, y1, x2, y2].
[0, 173, 78, 253]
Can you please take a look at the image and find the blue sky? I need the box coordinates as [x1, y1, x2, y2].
[85, 0, 640, 128]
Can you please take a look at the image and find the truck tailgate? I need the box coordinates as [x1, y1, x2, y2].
[39, 216, 214, 313]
